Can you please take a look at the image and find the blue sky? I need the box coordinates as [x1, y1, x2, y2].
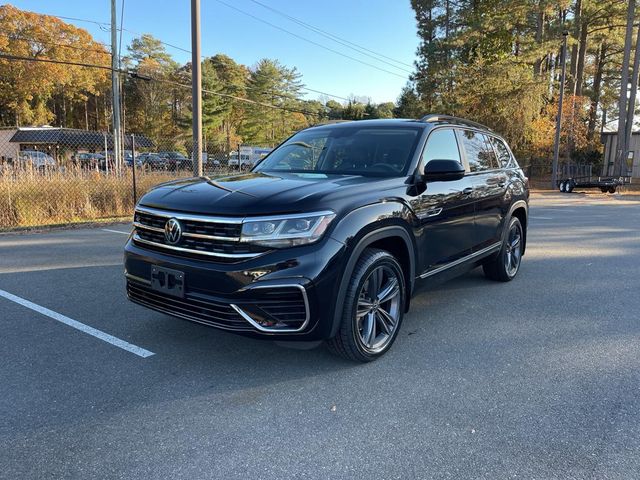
[12, 0, 419, 104]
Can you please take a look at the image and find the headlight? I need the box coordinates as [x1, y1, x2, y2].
[240, 211, 336, 247]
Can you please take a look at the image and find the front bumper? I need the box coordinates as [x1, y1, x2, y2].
[124, 235, 346, 340]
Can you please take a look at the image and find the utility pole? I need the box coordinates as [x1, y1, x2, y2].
[624, 22, 640, 177]
[616, 0, 636, 176]
[191, 0, 203, 177]
[111, 0, 122, 174]
[551, 31, 568, 190]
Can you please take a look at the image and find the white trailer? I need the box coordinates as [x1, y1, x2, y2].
[229, 146, 272, 170]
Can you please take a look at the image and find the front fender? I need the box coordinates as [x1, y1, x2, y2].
[328, 202, 417, 338]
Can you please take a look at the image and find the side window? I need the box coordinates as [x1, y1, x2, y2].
[490, 137, 514, 168]
[421, 128, 461, 166]
[460, 130, 499, 172]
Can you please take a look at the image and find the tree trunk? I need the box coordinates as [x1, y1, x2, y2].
[616, 0, 636, 175]
[94, 94, 99, 131]
[534, 5, 546, 76]
[103, 95, 109, 131]
[623, 23, 640, 175]
[61, 90, 67, 128]
[575, 22, 588, 96]
[569, 0, 582, 93]
[588, 43, 606, 142]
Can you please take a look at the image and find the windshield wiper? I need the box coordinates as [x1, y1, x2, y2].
[285, 141, 313, 149]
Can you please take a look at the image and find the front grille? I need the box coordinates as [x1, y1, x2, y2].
[136, 211, 241, 238]
[133, 206, 269, 261]
[126, 279, 253, 331]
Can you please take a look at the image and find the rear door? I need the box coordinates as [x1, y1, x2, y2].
[457, 129, 508, 250]
[410, 127, 476, 274]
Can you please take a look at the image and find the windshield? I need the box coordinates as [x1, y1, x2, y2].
[254, 125, 422, 176]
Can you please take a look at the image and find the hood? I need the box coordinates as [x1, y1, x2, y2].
[138, 171, 400, 216]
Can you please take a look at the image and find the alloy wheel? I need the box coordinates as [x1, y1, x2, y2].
[505, 222, 522, 277]
[355, 265, 401, 353]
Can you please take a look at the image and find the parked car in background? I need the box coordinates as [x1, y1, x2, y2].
[73, 152, 104, 170]
[137, 153, 166, 170]
[206, 153, 222, 169]
[18, 150, 56, 169]
[124, 150, 134, 165]
[159, 151, 190, 170]
[125, 154, 143, 168]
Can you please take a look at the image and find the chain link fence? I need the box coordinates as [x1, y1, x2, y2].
[0, 126, 273, 230]
[5, 124, 614, 229]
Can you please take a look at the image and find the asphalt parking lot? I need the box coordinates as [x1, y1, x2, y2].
[1, 192, 640, 480]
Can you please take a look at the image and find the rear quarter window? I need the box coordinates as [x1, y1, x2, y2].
[459, 130, 499, 172]
[490, 136, 517, 168]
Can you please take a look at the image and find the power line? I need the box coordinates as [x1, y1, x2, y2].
[0, 52, 344, 118]
[19, 9, 355, 103]
[300, 86, 350, 102]
[24, 10, 193, 55]
[0, 33, 110, 56]
[213, 0, 409, 79]
[152, 77, 324, 117]
[0, 53, 150, 80]
[119, 28, 191, 55]
[247, 0, 414, 72]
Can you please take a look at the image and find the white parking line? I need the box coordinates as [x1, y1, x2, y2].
[0, 289, 154, 358]
[102, 228, 130, 235]
[531, 216, 554, 220]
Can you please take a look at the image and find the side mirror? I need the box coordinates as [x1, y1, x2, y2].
[423, 159, 465, 182]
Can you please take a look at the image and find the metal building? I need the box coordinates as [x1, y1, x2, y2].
[601, 132, 640, 178]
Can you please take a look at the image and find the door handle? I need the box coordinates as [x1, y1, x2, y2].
[462, 187, 473, 195]
[421, 207, 443, 219]
[488, 176, 507, 187]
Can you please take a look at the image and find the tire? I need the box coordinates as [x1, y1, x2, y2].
[327, 248, 406, 362]
[559, 181, 565, 192]
[608, 187, 616, 193]
[601, 187, 608, 193]
[566, 180, 574, 193]
[483, 216, 524, 282]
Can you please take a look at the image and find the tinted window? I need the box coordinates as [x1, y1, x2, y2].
[422, 129, 461, 165]
[460, 130, 499, 172]
[490, 137, 514, 168]
[255, 126, 422, 177]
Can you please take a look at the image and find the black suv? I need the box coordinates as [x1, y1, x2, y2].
[125, 115, 529, 361]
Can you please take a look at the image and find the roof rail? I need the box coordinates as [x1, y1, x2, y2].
[419, 114, 492, 132]
[312, 119, 352, 126]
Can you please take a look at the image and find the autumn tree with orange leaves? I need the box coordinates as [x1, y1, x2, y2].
[0, 5, 111, 128]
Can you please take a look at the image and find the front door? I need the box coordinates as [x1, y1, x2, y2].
[409, 127, 476, 274]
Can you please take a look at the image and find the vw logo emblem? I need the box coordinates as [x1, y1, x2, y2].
[164, 218, 182, 245]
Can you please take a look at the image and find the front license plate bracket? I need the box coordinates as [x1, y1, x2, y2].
[150, 265, 185, 298]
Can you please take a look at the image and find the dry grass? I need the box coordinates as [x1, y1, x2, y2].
[0, 166, 190, 229]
